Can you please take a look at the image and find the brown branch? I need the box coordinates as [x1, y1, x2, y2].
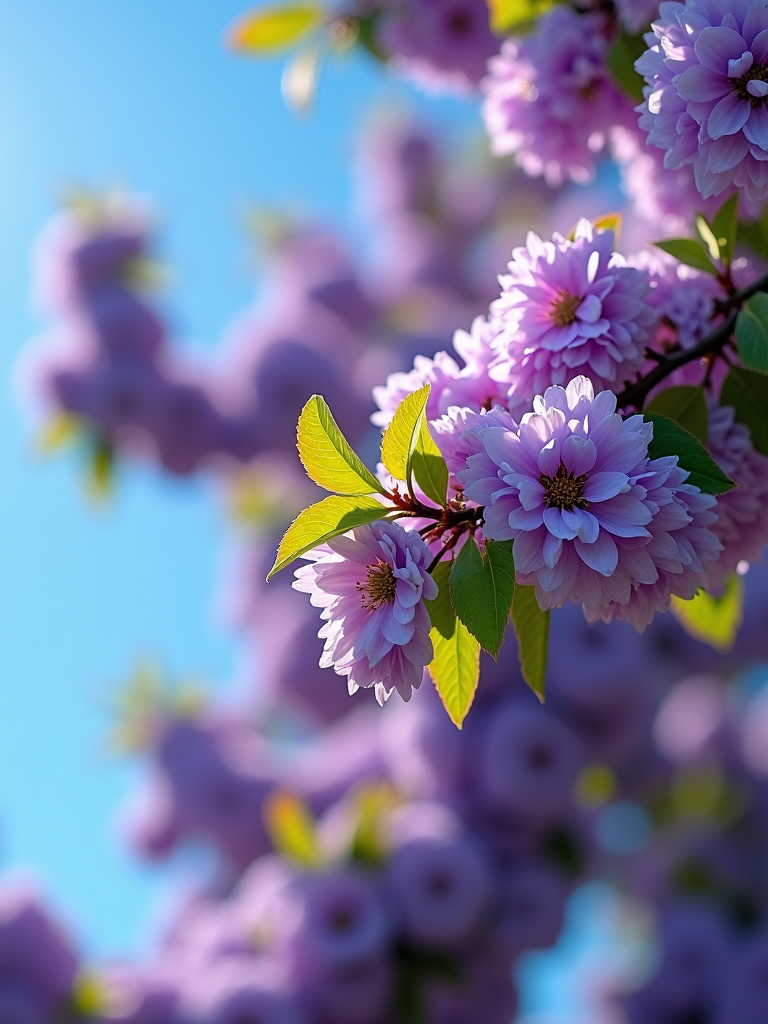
[614, 269, 768, 412]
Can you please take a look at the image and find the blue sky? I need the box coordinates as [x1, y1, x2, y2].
[0, 0, 480, 955]
[0, 4, 617, 1016]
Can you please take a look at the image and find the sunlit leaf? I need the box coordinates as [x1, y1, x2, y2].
[35, 414, 81, 456]
[671, 575, 744, 653]
[593, 212, 622, 243]
[695, 214, 721, 262]
[710, 192, 740, 266]
[646, 414, 735, 495]
[486, 0, 560, 35]
[268, 494, 390, 579]
[652, 238, 718, 276]
[381, 384, 430, 488]
[411, 417, 449, 508]
[263, 791, 323, 867]
[228, 4, 323, 54]
[449, 537, 515, 658]
[735, 293, 768, 374]
[426, 561, 480, 729]
[297, 395, 386, 495]
[281, 44, 324, 114]
[645, 386, 708, 445]
[510, 585, 549, 701]
[721, 366, 768, 457]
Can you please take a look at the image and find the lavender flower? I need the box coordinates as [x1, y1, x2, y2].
[375, 0, 499, 94]
[458, 377, 721, 622]
[614, 0, 661, 35]
[293, 521, 438, 705]
[372, 317, 506, 429]
[482, 7, 632, 186]
[704, 400, 768, 592]
[488, 221, 654, 411]
[636, 0, 768, 210]
[431, 404, 517, 492]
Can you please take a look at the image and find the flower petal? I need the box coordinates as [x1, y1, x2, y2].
[574, 532, 618, 576]
[707, 92, 751, 139]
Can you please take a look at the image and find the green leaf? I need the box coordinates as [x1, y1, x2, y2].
[738, 209, 768, 260]
[646, 413, 735, 495]
[510, 585, 550, 702]
[735, 293, 768, 373]
[607, 30, 647, 103]
[721, 366, 768, 457]
[645, 386, 709, 445]
[268, 495, 390, 579]
[381, 384, 430, 488]
[411, 417, 449, 508]
[449, 537, 515, 658]
[486, 0, 560, 35]
[710, 192, 739, 266]
[652, 238, 719, 276]
[263, 791, 322, 868]
[228, 4, 323, 54]
[671, 574, 744, 653]
[426, 562, 480, 729]
[297, 395, 385, 496]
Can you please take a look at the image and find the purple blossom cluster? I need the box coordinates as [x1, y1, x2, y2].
[482, 6, 633, 186]
[636, 0, 768, 210]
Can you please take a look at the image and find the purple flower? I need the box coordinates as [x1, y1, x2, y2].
[490, 863, 568, 957]
[293, 521, 438, 705]
[431, 405, 517, 492]
[488, 221, 654, 408]
[372, 317, 507, 430]
[375, 0, 499, 94]
[475, 701, 583, 823]
[458, 377, 721, 622]
[636, 0, 768, 210]
[612, 124, 725, 233]
[615, 0, 661, 35]
[704, 399, 768, 592]
[385, 835, 490, 947]
[482, 7, 633, 186]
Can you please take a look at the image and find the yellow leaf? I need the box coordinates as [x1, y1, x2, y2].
[228, 4, 323, 54]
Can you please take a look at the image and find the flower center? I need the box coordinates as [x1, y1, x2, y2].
[540, 461, 589, 512]
[356, 559, 397, 610]
[732, 62, 768, 106]
[550, 291, 582, 328]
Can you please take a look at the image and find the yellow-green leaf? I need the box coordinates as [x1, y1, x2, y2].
[297, 394, 386, 496]
[268, 494, 390, 579]
[228, 4, 323, 54]
[426, 561, 480, 729]
[35, 414, 81, 456]
[511, 585, 549, 701]
[593, 212, 622, 244]
[411, 417, 449, 507]
[486, 0, 560, 35]
[264, 791, 322, 868]
[671, 575, 744, 653]
[381, 384, 430, 488]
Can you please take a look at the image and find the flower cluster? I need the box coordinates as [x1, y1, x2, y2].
[636, 0, 768, 209]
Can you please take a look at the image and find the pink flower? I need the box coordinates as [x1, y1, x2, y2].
[488, 221, 655, 409]
[457, 376, 721, 625]
[293, 521, 439, 705]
